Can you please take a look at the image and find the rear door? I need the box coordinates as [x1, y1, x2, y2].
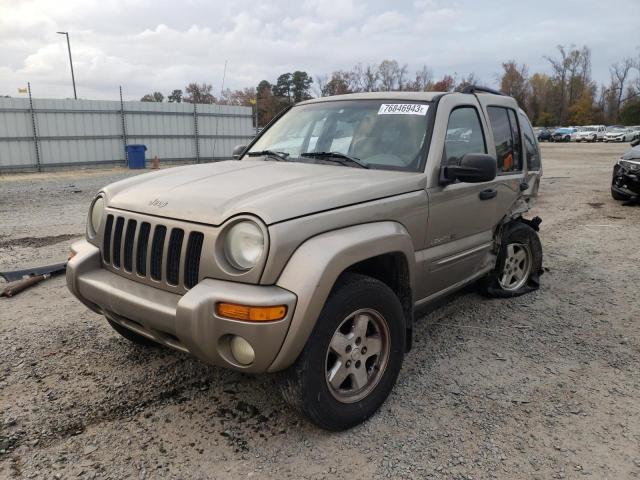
[477, 96, 527, 226]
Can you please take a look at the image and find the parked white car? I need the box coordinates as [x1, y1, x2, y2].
[604, 128, 634, 143]
[575, 125, 606, 142]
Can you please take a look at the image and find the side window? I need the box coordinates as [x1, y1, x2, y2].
[520, 113, 541, 171]
[443, 106, 486, 164]
[487, 106, 522, 173]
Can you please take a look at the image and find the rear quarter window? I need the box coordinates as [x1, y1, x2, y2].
[520, 113, 541, 171]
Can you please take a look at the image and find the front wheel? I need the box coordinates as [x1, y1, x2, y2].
[279, 273, 405, 431]
[481, 221, 543, 298]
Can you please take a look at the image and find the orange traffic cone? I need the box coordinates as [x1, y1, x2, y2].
[152, 156, 160, 169]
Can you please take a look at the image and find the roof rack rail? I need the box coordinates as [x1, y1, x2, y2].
[461, 85, 504, 96]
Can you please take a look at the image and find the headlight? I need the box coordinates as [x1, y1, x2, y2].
[88, 196, 105, 237]
[224, 221, 264, 271]
[620, 160, 640, 171]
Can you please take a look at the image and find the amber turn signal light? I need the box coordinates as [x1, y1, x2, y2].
[215, 303, 287, 322]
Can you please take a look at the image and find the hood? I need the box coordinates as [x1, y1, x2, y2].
[102, 160, 424, 226]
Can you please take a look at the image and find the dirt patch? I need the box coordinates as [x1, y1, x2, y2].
[0, 234, 79, 249]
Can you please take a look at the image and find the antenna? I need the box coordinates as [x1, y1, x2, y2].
[212, 60, 228, 162]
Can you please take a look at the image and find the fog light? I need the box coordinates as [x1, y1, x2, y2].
[230, 336, 255, 365]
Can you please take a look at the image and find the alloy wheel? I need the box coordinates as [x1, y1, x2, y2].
[325, 308, 390, 403]
[499, 243, 532, 291]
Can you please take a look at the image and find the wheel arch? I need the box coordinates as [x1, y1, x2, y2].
[268, 221, 415, 372]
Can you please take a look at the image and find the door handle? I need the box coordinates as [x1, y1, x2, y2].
[479, 188, 497, 200]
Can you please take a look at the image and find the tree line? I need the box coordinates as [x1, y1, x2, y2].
[139, 44, 640, 127]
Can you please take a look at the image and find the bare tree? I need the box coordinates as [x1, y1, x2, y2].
[610, 58, 635, 118]
[455, 73, 481, 92]
[362, 64, 379, 92]
[378, 60, 400, 91]
[184, 83, 215, 104]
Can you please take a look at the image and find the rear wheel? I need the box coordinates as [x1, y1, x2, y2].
[279, 273, 405, 431]
[481, 221, 543, 298]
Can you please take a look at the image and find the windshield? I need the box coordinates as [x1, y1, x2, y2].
[246, 100, 432, 171]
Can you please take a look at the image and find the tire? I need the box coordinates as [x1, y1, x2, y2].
[107, 318, 158, 347]
[279, 273, 405, 431]
[480, 221, 543, 298]
[611, 188, 630, 201]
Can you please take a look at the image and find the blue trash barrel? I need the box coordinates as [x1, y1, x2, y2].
[126, 144, 147, 169]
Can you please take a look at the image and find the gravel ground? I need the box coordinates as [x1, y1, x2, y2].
[1, 143, 639, 479]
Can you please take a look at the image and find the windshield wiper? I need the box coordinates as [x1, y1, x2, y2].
[246, 150, 290, 161]
[300, 151, 369, 169]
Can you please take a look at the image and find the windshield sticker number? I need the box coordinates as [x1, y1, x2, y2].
[378, 104, 428, 115]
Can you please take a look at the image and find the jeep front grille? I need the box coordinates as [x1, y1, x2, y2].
[102, 213, 204, 291]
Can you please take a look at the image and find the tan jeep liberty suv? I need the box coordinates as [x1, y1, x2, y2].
[67, 87, 543, 430]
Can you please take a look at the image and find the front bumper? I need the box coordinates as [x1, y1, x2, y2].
[612, 164, 640, 197]
[67, 240, 297, 373]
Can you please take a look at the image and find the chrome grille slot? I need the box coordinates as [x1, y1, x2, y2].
[112, 217, 125, 268]
[184, 232, 204, 289]
[136, 222, 151, 276]
[123, 219, 137, 272]
[166, 228, 184, 286]
[150, 225, 167, 281]
[100, 209, 206, 293]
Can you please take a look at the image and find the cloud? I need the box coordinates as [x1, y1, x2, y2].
[0, 0, 638, 100]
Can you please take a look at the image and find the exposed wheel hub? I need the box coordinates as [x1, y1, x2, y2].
[499, 242, 532, 291]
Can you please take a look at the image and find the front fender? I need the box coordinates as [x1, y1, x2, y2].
[267, 221, 415, 372]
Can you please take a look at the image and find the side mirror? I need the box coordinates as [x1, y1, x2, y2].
[444, 153, 497, 183]
[232, 145, 247, 159]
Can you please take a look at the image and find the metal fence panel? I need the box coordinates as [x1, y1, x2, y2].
[0, 96, 254, 171]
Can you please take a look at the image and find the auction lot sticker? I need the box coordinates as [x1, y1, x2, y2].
[378, 104, 428, 115]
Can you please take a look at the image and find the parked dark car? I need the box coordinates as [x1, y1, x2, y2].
[611, 139, 640, 201]
[537, 128, 552, 142]
[551, 128, 576, 142]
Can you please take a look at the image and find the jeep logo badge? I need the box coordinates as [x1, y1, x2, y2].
[148, 199, 168, 208]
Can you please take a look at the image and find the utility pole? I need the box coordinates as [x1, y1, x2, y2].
[57, 31, 77, 99]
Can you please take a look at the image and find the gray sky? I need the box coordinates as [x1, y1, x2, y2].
[1, 0, 638, 100]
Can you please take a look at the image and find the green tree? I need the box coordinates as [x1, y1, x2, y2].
[167, 89, 183, 103]
[291, 71, 313, 102]
[273, 73, 293, 102]
[620, 97, 640, 125]
[140, 91, 164, 102]
[256, 80, 288, 127]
